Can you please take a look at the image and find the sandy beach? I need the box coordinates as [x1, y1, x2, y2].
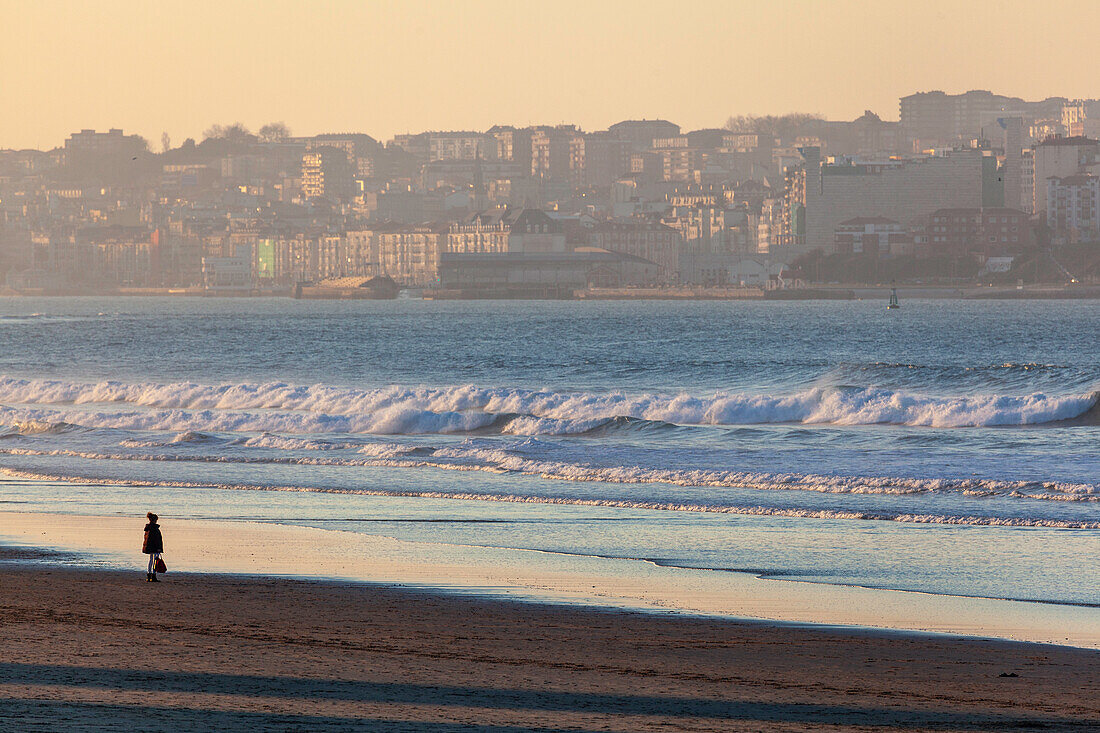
[1, 511, 1097, 650]
[0, 546, 1096, 732]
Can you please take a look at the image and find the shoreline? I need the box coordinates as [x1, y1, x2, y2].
[2, 510, 1098, 650]
[1, 538, 1091, 653]
[2, 285, 1099, 300]
[1, 546, 1096, 731]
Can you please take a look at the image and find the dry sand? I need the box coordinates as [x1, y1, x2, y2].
[0, 547, 1097, 732]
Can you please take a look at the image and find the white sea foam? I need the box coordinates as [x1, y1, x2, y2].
[1, 442, 1094, 503]
[0, 376, 1095, 430]
[232, 433, 359, 451]
[0, 403, 499, 436]
[2, 466, 1096, 529]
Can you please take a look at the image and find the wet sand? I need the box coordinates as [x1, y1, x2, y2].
[3, 511, 1097, 649]
[0, 549, 1096, 732]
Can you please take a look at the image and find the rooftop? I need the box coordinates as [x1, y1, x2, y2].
[1038, 135, 1098, 147]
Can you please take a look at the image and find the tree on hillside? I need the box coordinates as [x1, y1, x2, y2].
[202, 123, 256, 145]
[161, 132, 171, 153]
[724, 113, 825, 143]
[258, 122, 291, 143]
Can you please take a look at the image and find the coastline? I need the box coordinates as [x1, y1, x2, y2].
[2, 510, 1098, 650]
[1, 546, 1097, 732]
[2, 285, 1099, 299]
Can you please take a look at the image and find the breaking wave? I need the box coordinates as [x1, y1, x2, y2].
[0, 419, 83, 437]
[0, 376, 1096, 432]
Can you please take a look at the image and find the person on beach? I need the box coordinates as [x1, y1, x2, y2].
[142, 512, 164, 582]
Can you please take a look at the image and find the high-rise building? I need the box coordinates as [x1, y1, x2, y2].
[300, 148, 352, 201]
[1047, 175, 1099, 242]
[1031, 136, 1099, 215]
[530, 126, 579, 180]
[997, 117, 1026, 212]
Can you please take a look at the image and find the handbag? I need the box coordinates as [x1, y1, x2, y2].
[154, 557, 167, 573]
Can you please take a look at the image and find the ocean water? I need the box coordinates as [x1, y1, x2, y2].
[0, 297, 1097, 606]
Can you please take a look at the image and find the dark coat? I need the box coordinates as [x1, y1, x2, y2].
[142, 523, 163, 554]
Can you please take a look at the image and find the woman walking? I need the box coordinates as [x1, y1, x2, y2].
[142, 512, 164, 582]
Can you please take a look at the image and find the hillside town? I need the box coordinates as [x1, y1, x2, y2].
[2, 90, 1099, 297]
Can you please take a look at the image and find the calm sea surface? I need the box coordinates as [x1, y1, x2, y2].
[0, 297, 1097, 605]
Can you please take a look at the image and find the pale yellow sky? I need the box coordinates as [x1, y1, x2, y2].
[2, 0, 1097, 150]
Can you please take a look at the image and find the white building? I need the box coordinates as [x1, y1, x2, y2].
[202, 255, 253, 290]
[1047, 174, 1100, 243]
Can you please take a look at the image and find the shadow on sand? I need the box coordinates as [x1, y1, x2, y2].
[0, 662, 1090, 731]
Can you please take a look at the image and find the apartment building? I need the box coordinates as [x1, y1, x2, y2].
[926, 208, 1031, 257]
[374, 224, 446, 286]
[1047, 175, 1099, 242]
[1032, 136, 1099, 214]
[64, 128, 146, 164]
[301, 148, 353, 201]
[445, 211, 511, 254]
[588, 217, 682, 284]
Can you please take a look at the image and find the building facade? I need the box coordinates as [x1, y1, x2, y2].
[588, 218, 682, 284]
[926, 207, 1032, 257]
[833, 217, 911, 257]
[800, 147, 987, 254]
[1047, 175, 1099, 242]
[1032, 136, 1099, 215]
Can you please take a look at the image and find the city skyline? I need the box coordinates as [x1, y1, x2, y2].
[3, 0, 1100, 150]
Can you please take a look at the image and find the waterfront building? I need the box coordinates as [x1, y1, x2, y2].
[202, 254, 253, 290]
[373, 223, 446, 286]
[926, 207, 1032, 258]
[446, 210, 512, 254]
[833, 217, 911, 257]
[345, 230, 377, 276]
[588, 217, 682, 284]
[507, 209, 567, 253]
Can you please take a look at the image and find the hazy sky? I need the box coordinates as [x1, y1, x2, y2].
[2, 0, 1097, 150]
